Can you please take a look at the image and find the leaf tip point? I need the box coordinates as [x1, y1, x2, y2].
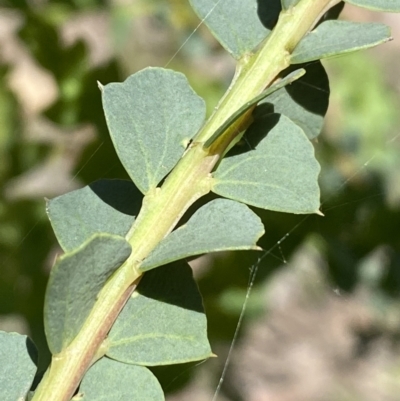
[316, 210, 324, 217]
[97, 81, 104, 92]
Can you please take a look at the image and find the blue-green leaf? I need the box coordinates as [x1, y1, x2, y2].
[345, 0, 400, 11]
[78, 358, 164, 401]
[107, 262, 212, 366]
[264, 62, 329, 139]
[44, 234, 131, 354]
[291, 21, 391, 64]
[189, 0, 276, 59]
[102, 68, 205, 194]
[0, 332, 37, 401]
[140, 199, 264, 271]
[47, 179, 142, 252]
[212, 114, 321, 214]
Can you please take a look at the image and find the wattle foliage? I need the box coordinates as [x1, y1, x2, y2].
[0, 1, 398, 400]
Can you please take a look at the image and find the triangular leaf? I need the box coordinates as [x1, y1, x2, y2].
[189, 0, 276, 59]
[264, 62, 329, 139]
[47, 179, 142, 252]
[0, 332, 37, 401]
[344, 0, 400, 11]
[140, 199, 264, 271]
[107, 262, 212, 366]
[204, 69, 305, 147]
[77, 358, 164, 401]
[44, 234, 131, 354]
[291, 21, 391, 64]
[102, 67, 206, 194]
[212, 114, 320, 214]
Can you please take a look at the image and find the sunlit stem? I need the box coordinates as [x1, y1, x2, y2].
[31, 1, 339, 400]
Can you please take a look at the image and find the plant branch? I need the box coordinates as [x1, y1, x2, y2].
[32, 277, 141, 401]
[31, 1, 339, 400]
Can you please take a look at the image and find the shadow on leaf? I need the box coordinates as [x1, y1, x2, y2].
[88, 179, 143, 216]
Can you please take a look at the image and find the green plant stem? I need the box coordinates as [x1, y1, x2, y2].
[31, 1, 340, 400]
[32, 277, 141, 401]
[127, 0, 340, 258]
[196, 0, 340, 147]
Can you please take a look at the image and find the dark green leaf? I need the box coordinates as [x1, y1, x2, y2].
[78, 358, 164, 401]
[204, 69, 305, 147]
[140, 199, 264, 271]
[212, 114, 321, 214]
[291, 21, 391, 64]
[44, 234, 131, 354]
[0, 332, 37, 401]
[47, 179, 142, 252]
[107, 262, 212, 365]
[188, 0, 272, 59]
[102, 68, 205, 194]
[344, 0, 400, 11]
[264, 62, 329, 139]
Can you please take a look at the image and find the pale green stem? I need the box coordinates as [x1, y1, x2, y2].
[31, 1, 339, 400]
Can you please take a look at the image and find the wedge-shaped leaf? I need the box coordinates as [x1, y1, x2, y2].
[189, 0, 277, 59]
[78, 358, 164, 401]
[45, 234, 131, 354]
[345, 0, 400, 11]
[212, 114, 320, 214]
[107, 262, 212, 365]
[102, 68, 205, 194]
[47, 179, 142, 252]
[291, 21, 391, 64]
[0, 332, 37, 401]
[264, 62, 329, 139]
[140, 199, 264, 271]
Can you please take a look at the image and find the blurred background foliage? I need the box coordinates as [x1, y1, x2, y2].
[1, 1, 400, 400]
